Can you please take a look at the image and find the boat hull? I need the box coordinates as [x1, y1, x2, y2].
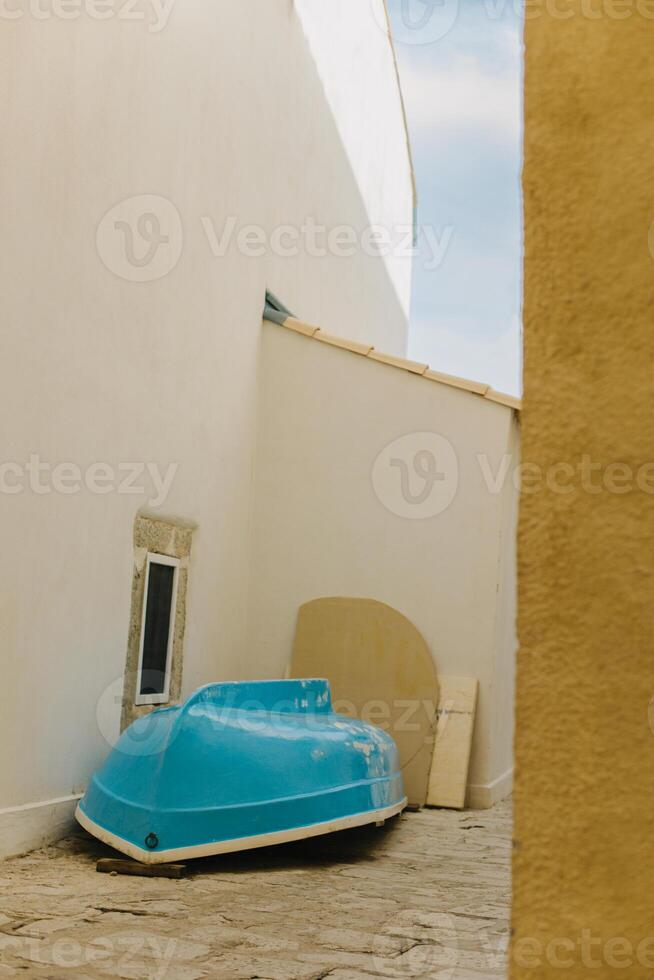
[76, 796, 406, 864]
[77, 679, 407, 864]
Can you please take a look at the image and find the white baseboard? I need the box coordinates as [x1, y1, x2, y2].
[0, 794, 82, 861]
[466, 767, 513, 810]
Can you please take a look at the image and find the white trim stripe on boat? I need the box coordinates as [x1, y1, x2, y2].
[75, 798, 409, 865]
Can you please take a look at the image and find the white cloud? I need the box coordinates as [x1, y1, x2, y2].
[391, 7, 524, 391]
[399, 55, 522, 145]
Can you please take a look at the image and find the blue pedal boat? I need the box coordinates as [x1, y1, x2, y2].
[76, 679, 407, 864]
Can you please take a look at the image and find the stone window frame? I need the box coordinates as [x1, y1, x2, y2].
[121, 515, 194, 732]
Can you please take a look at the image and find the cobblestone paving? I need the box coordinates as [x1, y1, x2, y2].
[0, 801, 511, 979]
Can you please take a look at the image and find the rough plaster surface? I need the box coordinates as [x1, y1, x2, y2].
[121, 516, 194, 731]
[514, 9, 654, 977]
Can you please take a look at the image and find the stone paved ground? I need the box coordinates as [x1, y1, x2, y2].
[0, 801, 511, 979]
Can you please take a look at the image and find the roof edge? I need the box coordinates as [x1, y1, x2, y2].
[264, 316, 522, 413]
[381, 0, 417, 214]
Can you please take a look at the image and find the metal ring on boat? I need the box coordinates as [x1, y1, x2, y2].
[145, 833, 159, 849]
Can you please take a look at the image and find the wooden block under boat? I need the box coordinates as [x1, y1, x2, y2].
[96, 858, 187, 879]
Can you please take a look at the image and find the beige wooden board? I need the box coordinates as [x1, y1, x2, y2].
[426, 676, 478, 810]
[291, 597, 440, 808]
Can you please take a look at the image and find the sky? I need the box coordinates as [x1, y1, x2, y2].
[384, 0, 523, 395]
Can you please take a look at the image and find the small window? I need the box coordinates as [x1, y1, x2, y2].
[135, 553, 180, 706]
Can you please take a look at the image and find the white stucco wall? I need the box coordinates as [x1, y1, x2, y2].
[247, 322, 519, 803]
[294, 0, 414, 325]
[0, 0, 413, 852]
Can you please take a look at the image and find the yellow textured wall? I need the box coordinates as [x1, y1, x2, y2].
[514, 5, 654, 977]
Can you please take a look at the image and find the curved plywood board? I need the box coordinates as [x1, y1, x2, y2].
[291, 598, 439, 808]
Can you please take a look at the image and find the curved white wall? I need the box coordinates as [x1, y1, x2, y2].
[295, 0, 415, 323]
